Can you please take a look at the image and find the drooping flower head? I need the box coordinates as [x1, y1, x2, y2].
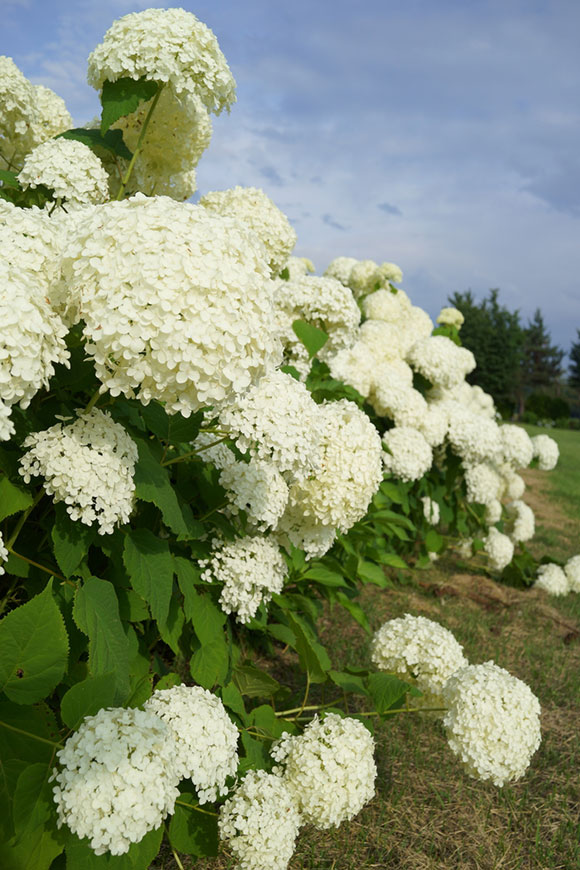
[18, 138, 110, 206]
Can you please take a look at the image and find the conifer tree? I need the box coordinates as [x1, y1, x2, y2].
[569, 329, 580, 390]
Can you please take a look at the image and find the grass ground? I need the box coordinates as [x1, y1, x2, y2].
[164, 427, 580, 870]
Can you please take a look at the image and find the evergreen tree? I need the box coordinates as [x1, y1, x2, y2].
[569, 330, 580, 390]
[521, 309, 564, 393]
[448, 288, 523, 413]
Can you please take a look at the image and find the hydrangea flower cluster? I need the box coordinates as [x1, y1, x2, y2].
[61, 195, 282, 413]
[533, 563, 570, 596]
[87, 7, 236, 113]
[218, 770, 301, 870]
[407, 335, 476, 390]
[144, 684, 239, 802]
[531, 433, 559, 471]
[382, 427, 433, 482]
[19, 409, 137, 534]
[0, 55, 71, 169]
[0, 531, 8, 574]
[219, 457, 289, 530]
[271, 714, 376, 829]
[370, 615, 468, 703]
[51, 707, 180, 856]
[436, 306, 464, 327]
[18, 138, 110, 206]
[564, 555, 580, 593]
[483, 528, 514, 572]
[200, 536, 288, 623]
[504, 499, 535, 543]
[442, 662, 541, 786]
[272, 274, 361, 376]
[421, 496, 440, 525]
[200, 186, 297, 275]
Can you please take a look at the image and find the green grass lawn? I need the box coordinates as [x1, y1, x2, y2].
[164, 431, 580, 870]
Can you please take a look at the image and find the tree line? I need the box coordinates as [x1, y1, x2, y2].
[448, 289, 580, 419]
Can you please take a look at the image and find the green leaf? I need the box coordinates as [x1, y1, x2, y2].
[329, 669, 369, 695]
[51, 504, 95, 577]
[425, 529, 443, 553]
[291, 320, 329, 358]
[72, 577, 130, 694]
[0, 701, 59, 775]
[158, 596, 185, 655]
[221, 683, 246, 720]
[249, 704, 291, 738]
[285, 613, 331, 683]
[57, 127, 133, 160]
[168, 413, 204, 444]
[64, 824, 163, 868]
[240, 731, 269, 768]
[380, 481, 405, 504]
[375, 552, 407, 570]
[267, 623, 296, 647]
[0, 169, 20, 189]
[190, 636, 229, 690]
[334, 592, 371, 634]
[357, 560, 388, 586]
[0, 476, 33, 522]
[232, 665, 281, 699]
[367, 672, 410, 713]
[169, 794, 218, 857]
[187, 590, 226, 645]
[60, 674, 127, 731]
[302, 566, 347, 587]
[123, 529, 173, 628]
[0, 581, 68, 704]
[174, 557, 202, 621]
[100, 77, 160, 134]
[133, 439, 191, 537]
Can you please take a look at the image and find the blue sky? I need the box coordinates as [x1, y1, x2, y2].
[4, 0, 580, 360]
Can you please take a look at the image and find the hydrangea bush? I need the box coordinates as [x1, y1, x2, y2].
[0, 8, 575, 870]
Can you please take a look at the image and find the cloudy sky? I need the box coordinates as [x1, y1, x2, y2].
[4, 0, 580, 359]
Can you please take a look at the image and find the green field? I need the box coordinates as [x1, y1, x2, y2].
[168, 429, 580, 870]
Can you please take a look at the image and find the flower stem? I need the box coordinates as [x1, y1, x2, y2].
[115, 83, 165, 201]
[6, 489, 44, 551]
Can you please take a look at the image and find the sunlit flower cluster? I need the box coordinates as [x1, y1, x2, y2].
[442, 662, 541, 786]
[219, 458, 289, 530]
[531, 433, 559, 471]
[218, 770, 301, 870]
[564, 555, 580, 593]
[144, 684, 238, 802]
[271, 714, 376, 829]
[200, 535, 288, 623]
[19, 409, 137, 534]
[18, 138, 109, 206]
[483, 527, 514, 572]
[533, 562, 569, 596]
[382, 426, 433, 482]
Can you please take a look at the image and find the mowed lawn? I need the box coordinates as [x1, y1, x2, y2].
[171, 427, 580, 870]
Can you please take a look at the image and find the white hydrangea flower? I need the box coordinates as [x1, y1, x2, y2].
[18, 138, 109, 206]
[281, 255, 315, 279]
[0, 56, 71, 169]
[327, 341, 377, 398]
[505, 500, 535, 543]
[533, 563, 570, 596]
[484, 499, 503, 525]
[376, 261, 403, 285]
[407, 336, 476, 389]
[87, 8, 236, 113]
[347, 259, 380, 297]
[362, 287, 412, 323]
[359, 319, 409, 362]
[564, 555, 580, 593]
[193, 431, 236, 470]
[274, 520, 338, 561]
[272, 274, 360, 369]
[0, 199, 65, 294]
[61, 196, 282, 414]
[109, 87, 212, 200]
[381, 386, 428, 430]
[436, 307, 464, 328]
[0, 530, 8, 575]
[483, 528, 514, 572]
[382, 427, 433, 482]
[51, 707, 179, 856]
[0, 271, 69, 423]
[219, 371, 322, 483]
[271, 714, 376, 829]
[418, 403, 449, 447]
[219, 458, 289, 530]
[0, 400, 15, 442]
[464, 462, 503, 506]
[447, 408, 502, 465]
[456, 538, 473, 559]
[323, 255, 358, 286]
[144, 684, 238, 803]
[498, 424, 534, 469]
[279, 399, 383, 537]
[442, 662, 541, 787]
[531, 433, 559, 471]
[19, 409, 137, 535]
[200, 536, 288, 623]
[200, 186, 296, 275]
[371, 615, 467, 703]
[421, 496, 440, 525]
[218, 770, 301, 870]
[499, 466, 526, 501]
